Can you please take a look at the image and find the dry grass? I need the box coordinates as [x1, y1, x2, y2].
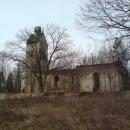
[0, 94, 130, 130]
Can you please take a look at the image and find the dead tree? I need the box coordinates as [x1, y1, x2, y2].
[1, 24, 77, 94]
[77, 0, 130, 38]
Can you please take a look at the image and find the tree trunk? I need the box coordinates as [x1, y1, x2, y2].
[42, 72, 48, 94]
[37, 75, 43, 94]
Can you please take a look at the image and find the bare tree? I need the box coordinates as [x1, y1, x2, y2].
[77, 0, 130, 38]
[77, 0, 130, 70]
[78, 40, 130, 66]
[45, 24, 77, 69]
[1, 24, 77, 94]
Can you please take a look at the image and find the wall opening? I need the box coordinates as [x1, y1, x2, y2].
[54, 75, 59, 89]
[93, 72, 100, 91]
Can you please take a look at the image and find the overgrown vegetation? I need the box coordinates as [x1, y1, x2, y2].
[0, 63, 22, 93]
[0, 95, 130, 130]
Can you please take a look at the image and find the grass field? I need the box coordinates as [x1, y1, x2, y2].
[0, 94, 130, 130]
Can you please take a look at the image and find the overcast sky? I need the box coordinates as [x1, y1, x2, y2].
[0, 0, 104, 53]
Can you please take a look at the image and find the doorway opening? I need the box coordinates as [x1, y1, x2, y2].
[93, 72, 100, 91]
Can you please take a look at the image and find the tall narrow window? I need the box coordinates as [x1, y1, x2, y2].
[93, 72, 100, 91]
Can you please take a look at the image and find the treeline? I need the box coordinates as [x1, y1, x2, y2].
[79, 40, 129, 68]
[0, 64, 22, 93]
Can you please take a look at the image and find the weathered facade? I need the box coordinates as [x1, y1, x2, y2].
[25, 27, 48, 94]
[26, 27, 126, 94]
[44, 62, 125, 93]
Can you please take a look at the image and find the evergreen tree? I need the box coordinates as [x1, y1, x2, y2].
[14, 65, 21, 93]
[6, 72, 15, 93]
[0, 71, 5, 93]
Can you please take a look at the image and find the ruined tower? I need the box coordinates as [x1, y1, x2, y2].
[25, 26, 48, 94]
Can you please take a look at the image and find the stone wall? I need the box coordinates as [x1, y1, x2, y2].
[77, 63, 123, 92]
[25, 27, 48, 94]
[45, 70, 80, 93]
[45, 63, 123, 93]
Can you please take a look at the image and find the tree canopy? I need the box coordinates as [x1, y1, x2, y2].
[77, 0, 130, 38]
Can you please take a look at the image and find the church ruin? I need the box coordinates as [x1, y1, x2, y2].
[25, 26, 48, 94]
[25, 27, 127, 94]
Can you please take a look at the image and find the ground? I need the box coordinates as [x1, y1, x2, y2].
[0, 94, 130, 130]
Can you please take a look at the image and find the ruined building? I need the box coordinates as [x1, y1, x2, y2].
[25, 27, 48, 94]
[26, 27, 127, 94]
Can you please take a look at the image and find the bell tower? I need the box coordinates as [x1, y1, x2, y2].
[25, 26, 48, 94]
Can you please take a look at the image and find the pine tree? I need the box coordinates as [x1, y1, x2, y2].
[6, 72, 15, 93]
[0, 71, 5, 93]
[14, 65, 21, 93]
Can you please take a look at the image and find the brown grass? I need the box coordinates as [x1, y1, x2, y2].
[0, 95, 130, 130]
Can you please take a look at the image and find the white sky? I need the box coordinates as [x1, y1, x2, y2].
[0, 0, 104, 54]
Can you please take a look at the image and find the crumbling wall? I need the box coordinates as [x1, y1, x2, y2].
[45, 71, 80, 93]
[77, 63, 123, 92]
